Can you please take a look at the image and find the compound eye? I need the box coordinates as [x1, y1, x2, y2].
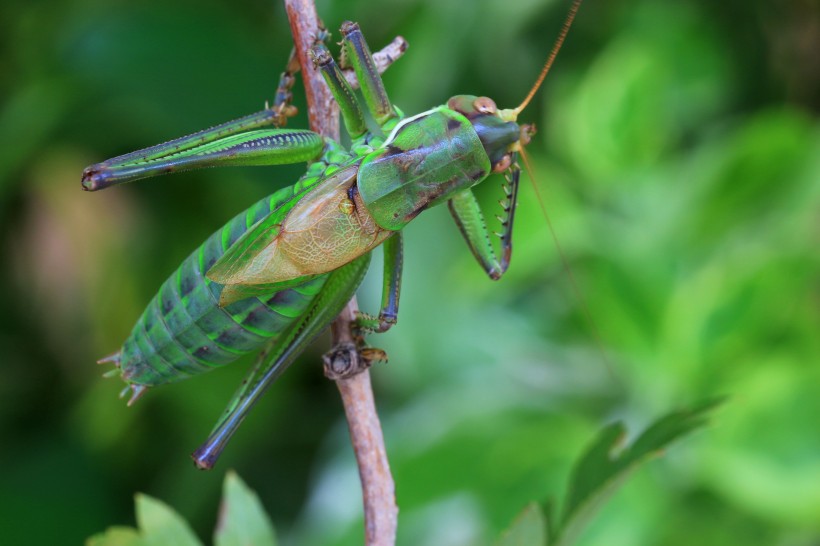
[492, 154, 512, 173]
[473, 97, 497, 115]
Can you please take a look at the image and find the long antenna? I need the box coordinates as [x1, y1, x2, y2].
[513, 0, 583, 115]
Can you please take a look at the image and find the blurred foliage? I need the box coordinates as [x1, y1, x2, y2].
[89, 405, 715, 546]
[89, 471, 277, 546]
[494, 401, 719, 546]
[0, 0, 818, 545]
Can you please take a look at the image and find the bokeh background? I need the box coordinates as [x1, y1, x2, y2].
[1, 0, 819, 544]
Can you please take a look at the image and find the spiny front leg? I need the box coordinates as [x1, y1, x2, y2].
[448, 160, 521, 280]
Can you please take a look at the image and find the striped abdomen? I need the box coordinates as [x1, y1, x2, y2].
[118, 182, 327, 386]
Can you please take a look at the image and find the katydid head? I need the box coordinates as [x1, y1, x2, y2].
[460, 0, 583, 170]
[444, 0, 581, 177]
[433, 0, 582, 285]
[457, 0, 616, 383]
[445, 95, 533, 173]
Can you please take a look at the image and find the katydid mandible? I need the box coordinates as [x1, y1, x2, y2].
[82, 1, 583, 469]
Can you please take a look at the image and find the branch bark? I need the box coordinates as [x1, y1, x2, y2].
[283, 1, 399, 544]
[328, 299, 398, 546]
[284, 0, 337, 137]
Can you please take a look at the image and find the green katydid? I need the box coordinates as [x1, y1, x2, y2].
[82, 0, 583, 469]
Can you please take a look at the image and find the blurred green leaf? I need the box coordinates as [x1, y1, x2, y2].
[215, 471, 277, 546]
[87, 472, 278, 546]
[136, 494, 203, 546]
[86, 527, 144, 546]
[496, 502, 547, 546]
[550, 400, 721, 546]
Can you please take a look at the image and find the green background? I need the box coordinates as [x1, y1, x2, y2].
[1, 0, 818, 544]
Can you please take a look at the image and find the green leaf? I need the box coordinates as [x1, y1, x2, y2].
[86, 526, 144, 546]
[135, 494, 204, 546]
[496, 502, 547, 546]
[87, 473, 279, 546]
[551, 399, 722, 546]
[215, 471, 278, 546]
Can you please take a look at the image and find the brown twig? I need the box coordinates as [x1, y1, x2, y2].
[284, 0, 337, 136]
[283, 1, 399, 544]
[328, 299, 398, 546]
